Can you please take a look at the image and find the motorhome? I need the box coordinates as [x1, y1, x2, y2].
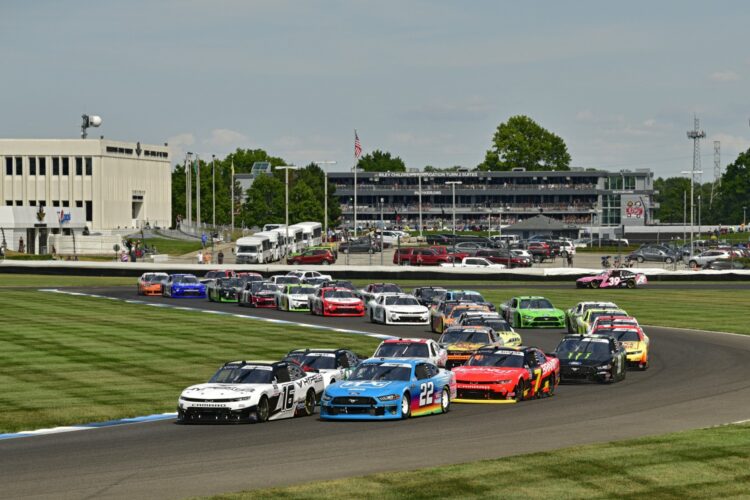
[295, 221, 323, 247]
[235, 235, 272, 264]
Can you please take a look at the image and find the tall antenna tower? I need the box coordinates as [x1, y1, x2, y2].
[710, 141, 720, 207]
[686, 116, 706, 255]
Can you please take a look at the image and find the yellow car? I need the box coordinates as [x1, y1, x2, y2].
[430, 302, 490, 334]
[438, 325, 503, 369]
[457, 312, 522, 347]
[598, 326, 650, 370]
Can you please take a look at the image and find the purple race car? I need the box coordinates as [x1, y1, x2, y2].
[576, 269, 647, 289]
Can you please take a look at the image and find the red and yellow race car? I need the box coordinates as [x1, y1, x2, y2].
[593, 325, 650, 370]
[452, 346, 560, 403]
[431, 302, 491, 334]
[137, 272, 168, 296]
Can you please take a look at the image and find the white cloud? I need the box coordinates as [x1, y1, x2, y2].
[709, 71, 739, 82]
[205, 128, 248, 148]
[166, 132, 195, 164]
[711, 133, 749, 158]
[575, 110, 595, 122]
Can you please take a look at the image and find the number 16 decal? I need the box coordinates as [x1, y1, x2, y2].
[419, 382, 434, 406]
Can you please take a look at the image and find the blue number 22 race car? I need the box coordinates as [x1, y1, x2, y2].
[320, 358, 456, 420]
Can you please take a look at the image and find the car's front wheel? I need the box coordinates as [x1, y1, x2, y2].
[256, 396, 270, 423]
[400, 392, 411, 419]
[513, 380, 525, 402]
[301, 389, 316, 417]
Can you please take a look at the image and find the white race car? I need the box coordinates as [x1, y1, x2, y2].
[287, 270, 333, 282]
[371, 338, 447, 367]
[268, 275, 302, 291]
[284, 348, 361, 387]
[367, 293, 430, 325]
[177, 360, 324, 423]
[276, 284, 317, 311]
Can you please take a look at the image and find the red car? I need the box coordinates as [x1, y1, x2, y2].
[235, 272, 264, 282]
[452, 346, 560, 403]
[287, 248, 336, 266]
[590, 316, 640, 333]
[238, 281, 278, 308]
[309, 287, 365, 317]
[526, 242, 551, 262]
[430, 245, 469, 262]
[201, 269, 236, 284]
[475, 249, 532, 268]
[393, 247, 451, 266]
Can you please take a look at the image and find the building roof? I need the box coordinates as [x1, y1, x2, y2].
[504, 214, 577, 231]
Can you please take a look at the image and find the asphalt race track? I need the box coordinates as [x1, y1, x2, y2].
[2, 286, 750, 500]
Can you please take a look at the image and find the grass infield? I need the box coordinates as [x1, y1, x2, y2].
[205, 422, 750, 500]
[0, 289, 380, 433]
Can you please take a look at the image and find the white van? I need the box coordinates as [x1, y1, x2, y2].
[295, 221, 323, 247]
[262, 223, 284, 232]
[254, 231, 283, 261]
[235, 235, 272, 264]
[286, 225, 305, 253]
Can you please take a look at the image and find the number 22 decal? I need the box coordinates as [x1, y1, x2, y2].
[419, 382, 434, 406]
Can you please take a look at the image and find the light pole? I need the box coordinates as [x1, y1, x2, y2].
[446, 181, 462, 238]
[314, 161, 336, 242]
[277, 165, 297, 258]
[211, 154, 216, 228]
[230, 160, 235, 235]
[683, 190, 687, 246]
[681, 169, 703, 257]
[417, 173, 423, 237]
[185, 152, 193, 227]
[196, 153, 201, 228]
[698, 194, 701, 243]
[380, 197, 384, 266]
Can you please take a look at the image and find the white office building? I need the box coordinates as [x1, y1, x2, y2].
[0, 138, 171, 253]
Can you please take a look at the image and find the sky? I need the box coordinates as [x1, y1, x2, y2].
[2, 0, 749, 179]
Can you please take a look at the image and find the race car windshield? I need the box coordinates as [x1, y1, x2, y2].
[289, 286, 316, 295]
[330, 281, 355, 290]
[220, 278, 241, 287]
[419, 289, 444, 301]
[519, 299, 553, 309]
[253, 283, 276, 293]
[147, 275, 165, 282]
[324, 290, 355, 299]
[298, 355, 337, 370]
[381, 285, 402, 293]
[556, 340, 611, 361]
[482, 319, 512, 331]
[385, 296, 420, 306]
[612, 330, 641, 342]
[440, 331, 491, 344]
[452, 308, 481, 319]
[467, 352, 524, 368]
[375, 343, 429, 358]
[175, 276, 198, 284]
[209, 366, 273, 384]
[590, 311, 626, 322]
[349, 364, 411, 381]
[454, 292, 484, 302]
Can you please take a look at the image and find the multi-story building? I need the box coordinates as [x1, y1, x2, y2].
[329, 168, 655, 233]
[0, 138, 170, 252]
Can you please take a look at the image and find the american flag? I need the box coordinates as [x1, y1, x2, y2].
[354, 130, 362, 159]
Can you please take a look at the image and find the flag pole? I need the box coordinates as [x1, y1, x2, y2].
[354, 130, 358, 238]
[230, 159, 235, 235]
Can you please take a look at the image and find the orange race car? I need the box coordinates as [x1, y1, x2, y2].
[137, 272, 169, 296]
[430, 302, 492, 334]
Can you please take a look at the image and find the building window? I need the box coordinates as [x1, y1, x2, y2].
[39, 200, 46, 208]
[5, 201, 12, 206]
[62, 201, 69, 207]
[53, 201, 60, 207]
[85, 157, 92, 176]
[53, 157, 60, 175]
[30, 157, 37, 175]
[62, 158, 69, 176]
[15, 200, 22, 206]
[601, 194, 621, 226]
[85, 201, 92, 222]
[623, 176, 635, 190]
[75, 157, 83, 176]
[75, 200, 83, 208]
[5, 157, 11, 175]
[29, 200, 37, 206]
[39, 157, 46, 176]
[15, 157, 22, 175]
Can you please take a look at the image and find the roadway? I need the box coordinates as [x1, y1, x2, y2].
[2, 286, 750, 499]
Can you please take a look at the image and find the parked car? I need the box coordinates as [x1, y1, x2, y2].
[287, 248, 336, 265]
[627, 246, 677, 264]
[686, 249, 733, 268]
[705, 259, 747, 270]
[393, 247, 450, 266]
[339, 238, 380, 254]
[475, 249, 531, 268]
[525, 241, 551, 262]
[440, 257, 506, 269]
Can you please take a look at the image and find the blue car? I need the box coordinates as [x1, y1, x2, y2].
[163, 274, 207, 298]
[320, 358, 456, 420]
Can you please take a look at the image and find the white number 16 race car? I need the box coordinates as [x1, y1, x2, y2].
[177, 360, 324, 423]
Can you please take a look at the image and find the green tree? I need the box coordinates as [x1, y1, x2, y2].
[240, 174, 285, 229]
[289, 181, 323, 224]
[297, 163, 342, 227]
[653, 177, 691, 223]
[478, 115, 571, 171]
[715, 148, 750, 224]
[356, 150, 406, 172]
[423, 165, 464, 172]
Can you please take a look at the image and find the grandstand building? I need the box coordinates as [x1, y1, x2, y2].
[329, 168, 656, 233]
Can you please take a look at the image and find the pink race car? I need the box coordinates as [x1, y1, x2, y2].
[576, 269, 647, 289]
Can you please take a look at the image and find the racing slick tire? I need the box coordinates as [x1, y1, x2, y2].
[637, 256, 645, 263]
[400, 392, 411, 419]
[440, 387, 451, 414]
[514, 313, 521, 328]
[513, 380, 525, 402]
[300, 389, 316, 417]
[626, 280, 636, 289]
[546, 374, 556, 397]
[256, 396, 270, 423]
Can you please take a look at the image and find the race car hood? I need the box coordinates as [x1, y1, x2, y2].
[451, 366, 521, 383]
[180, 383, 258, 399]
[558, 357, 609, 367]
[289, 293, 311, 300]
[386, 305, 428, 314]
[325, 380, 406, 398]
[446, 342, 486, 353]
[519, 308, 563, 317]
[326, 297, 362, 305]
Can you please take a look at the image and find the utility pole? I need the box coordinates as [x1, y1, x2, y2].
[686, 116, 706, 258]
[212, 154, 216, 228]
[710, 141, 720, 207]
[314, 161, 336, 242]
[446, 181, 462, 267]
[277, 166, 297, 257]
[418, 173, 423, 237]
[196, 153, 201, 228]
[230, 160, 235, 234]
[185, 153, 192, 227]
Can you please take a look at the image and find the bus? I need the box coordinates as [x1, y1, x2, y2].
[254, 231, 283, 261]
[285, 225, 305, 254]
[294, 221, 323, 247]
[235, 235, 272, 264]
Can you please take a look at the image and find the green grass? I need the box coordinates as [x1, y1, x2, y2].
[0, 274, 134, 288]
[206, 422, 750, 499]
[0, 290, 379, 432]
[139, 237, 204, 256]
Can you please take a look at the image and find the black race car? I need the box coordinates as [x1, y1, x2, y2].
[553, 334, 627, 383]
[412, 286, 447, 307]
[207, 277, 245, 303]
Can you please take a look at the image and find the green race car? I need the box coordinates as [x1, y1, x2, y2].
[500, 296, 566, 329]
[565, 301, 620, 333]
[576, 308, 629, 334]
[276, 284, 317, 312]
[207, 277, 244, 303]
